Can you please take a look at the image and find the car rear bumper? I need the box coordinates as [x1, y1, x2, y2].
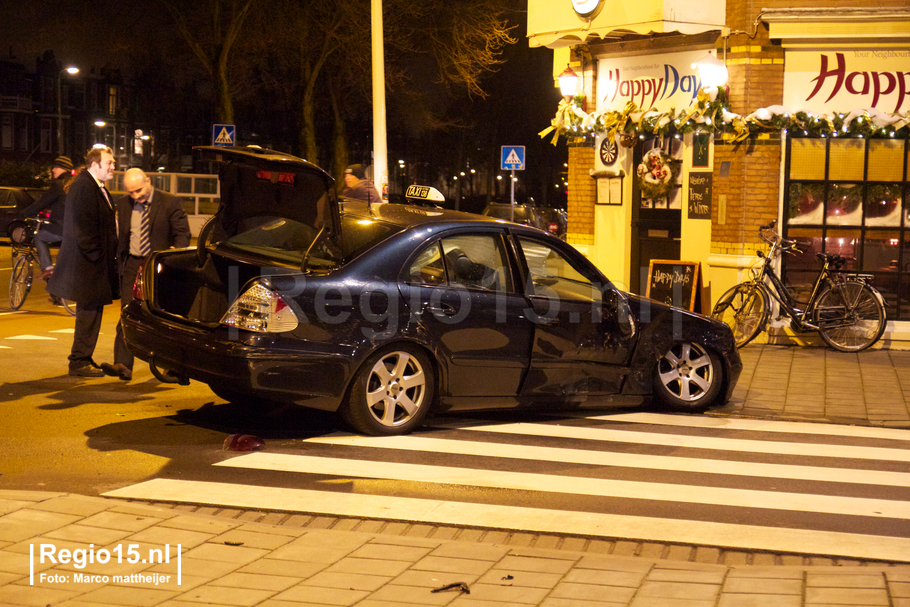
[121, 302, 352, 411]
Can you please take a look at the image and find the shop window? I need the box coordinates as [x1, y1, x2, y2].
[828, 139, 865, 181]
[826, 183, 863, 225]
[868, 140, 904, 182]
[789, 139, 826, 180]
[783, 137, 910, 320]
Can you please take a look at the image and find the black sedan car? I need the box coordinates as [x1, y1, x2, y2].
[1, 186, 45, 237]
[122, 146, 741, 436]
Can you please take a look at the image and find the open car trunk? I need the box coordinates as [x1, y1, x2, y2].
[146, 146, 341, 324]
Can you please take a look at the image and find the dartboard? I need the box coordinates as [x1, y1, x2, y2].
[600, 137, 617, 166]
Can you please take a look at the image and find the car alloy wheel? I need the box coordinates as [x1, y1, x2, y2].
[343, 345, 434, 435]
[653, 342, 722, 410]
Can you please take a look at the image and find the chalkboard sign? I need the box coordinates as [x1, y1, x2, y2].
[687, 172, 712, 219]
[646, 260, 701, 311]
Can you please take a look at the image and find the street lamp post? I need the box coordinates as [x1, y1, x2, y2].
[56, 66, 79, 155]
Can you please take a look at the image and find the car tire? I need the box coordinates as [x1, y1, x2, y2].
[342, 344, 435, 436]
[653, 342, 723, 411]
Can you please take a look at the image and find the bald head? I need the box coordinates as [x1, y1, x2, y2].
[124, 168, 152, 204]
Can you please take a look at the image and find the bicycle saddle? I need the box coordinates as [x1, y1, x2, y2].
[815, 252, 846, 268]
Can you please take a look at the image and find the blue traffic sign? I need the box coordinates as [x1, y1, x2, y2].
[501, 146, 525, 171]
[212, 124, 236, 147]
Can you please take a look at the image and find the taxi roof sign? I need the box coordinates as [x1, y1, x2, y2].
[405, 185, 445, 203]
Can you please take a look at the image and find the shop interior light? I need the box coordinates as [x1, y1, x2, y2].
[691, 51, 728, 88]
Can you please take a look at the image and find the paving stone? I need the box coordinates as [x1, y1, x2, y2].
[804, 586, 890, 604]
[724, 577, 802, 594]
[349, 543, 432, 562]
[172, 584, 276, 606]
[212, 571, 302, 592]
[549, 581, 637, 603]
[300, 570, 392, 591]
[76, 585, 179, 606]
[412, 555, 497, 576]
[325, 556, 412, 577]
[636, 581, 720, 600]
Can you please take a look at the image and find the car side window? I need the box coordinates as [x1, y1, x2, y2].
[407, 242, 446, 286]
[518, 237, 600, 303]
[408, 234, 511, 293]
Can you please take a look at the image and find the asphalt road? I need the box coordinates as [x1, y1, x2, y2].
[2, 256, 909, 563]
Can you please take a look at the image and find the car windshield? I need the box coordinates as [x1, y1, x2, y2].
[218, 213, 401, 270]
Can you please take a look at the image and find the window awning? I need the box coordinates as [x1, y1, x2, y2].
[527, 0, 726, 49]
[763, 7, 910, 44]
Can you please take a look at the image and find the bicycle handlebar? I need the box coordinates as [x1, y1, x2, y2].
[759, 221, 801, 255]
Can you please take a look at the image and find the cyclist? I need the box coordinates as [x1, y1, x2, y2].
[18, 156, 73, 303]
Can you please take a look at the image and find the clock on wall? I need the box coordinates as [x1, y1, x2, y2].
[600, 136, 618, 167]
[572, 0, 603, 18]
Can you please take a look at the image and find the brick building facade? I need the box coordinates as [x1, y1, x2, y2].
[528, 0, 910, 338]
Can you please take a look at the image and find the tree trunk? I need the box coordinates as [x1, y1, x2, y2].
[329, 75, 349, 193]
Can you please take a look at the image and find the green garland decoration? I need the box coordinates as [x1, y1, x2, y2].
[539, 86, 910, 145]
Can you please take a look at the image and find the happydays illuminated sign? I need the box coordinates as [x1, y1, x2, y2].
[597, 50, 706, 113]
[785, 50, 910, 114]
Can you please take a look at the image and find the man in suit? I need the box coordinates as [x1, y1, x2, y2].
[101, 168, 191, 381]
[47, 146, 119, 378]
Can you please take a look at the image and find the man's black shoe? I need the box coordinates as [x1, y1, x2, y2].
[101, 362, 132, 381]
[69, 364, 105, 378]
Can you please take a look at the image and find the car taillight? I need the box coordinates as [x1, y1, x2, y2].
[221, 283, 299, 333]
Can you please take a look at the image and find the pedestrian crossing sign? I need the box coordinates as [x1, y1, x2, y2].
[501, 146, 525, 171]
[212, 124, 236, 147]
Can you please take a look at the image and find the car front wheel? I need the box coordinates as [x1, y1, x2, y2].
[653, 342, 723, 411]
[342, 345, 435, 436]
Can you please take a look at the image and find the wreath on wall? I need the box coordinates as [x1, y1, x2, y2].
[635, 148, 680, 200]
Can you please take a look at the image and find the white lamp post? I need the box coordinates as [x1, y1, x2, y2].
[56, 66, 79, 154]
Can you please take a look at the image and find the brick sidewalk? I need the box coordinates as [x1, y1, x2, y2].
[715, 344, 910, 427]
[1, 492, 909, 607]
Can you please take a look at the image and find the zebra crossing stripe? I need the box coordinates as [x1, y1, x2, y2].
[303, 434, 910, 487]
[455, 423, 910, 461]
[600, 412, 910, 441]
[102, 478, 910, 562]
[214, 453, 910, 519]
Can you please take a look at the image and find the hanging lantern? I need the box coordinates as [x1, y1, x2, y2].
[558, 65, 580, 102]
[691, 51, 729, 88]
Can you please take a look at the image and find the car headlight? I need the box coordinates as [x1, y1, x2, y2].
[221, 283, 298, 333]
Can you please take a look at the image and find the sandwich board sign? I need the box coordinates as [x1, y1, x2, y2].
[212, 124, 236, 147]
[501, 146, 525, 171]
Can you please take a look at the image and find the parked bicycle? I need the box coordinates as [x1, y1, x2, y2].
[7, 217, 75, 315]
[712, 220, 886, 352]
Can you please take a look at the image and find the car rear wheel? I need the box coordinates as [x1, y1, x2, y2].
[342, 344, 434, 436]
[653, 342, 723, 411]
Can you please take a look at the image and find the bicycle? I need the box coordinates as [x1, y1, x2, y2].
[7, 217, 75, 315]
[711, 220, 886, 352]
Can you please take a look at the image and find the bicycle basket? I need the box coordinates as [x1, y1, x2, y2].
[6, 219, 33, 246]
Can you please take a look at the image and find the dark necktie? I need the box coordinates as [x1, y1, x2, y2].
[139, 203, 151, 257]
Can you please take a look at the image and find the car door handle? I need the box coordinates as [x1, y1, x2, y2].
[428, 303, 458, 316]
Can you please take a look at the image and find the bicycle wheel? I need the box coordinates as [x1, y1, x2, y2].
[815, 281, 886, 352]
[9, 255, 33, 310]
[711, 283, 768, 348]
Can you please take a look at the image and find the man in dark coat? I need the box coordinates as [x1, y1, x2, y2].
[47, 146, 119, 377]
[101, 168, 191, 381]
[18, 156, 73, 284]
[341, 164, 382, 206]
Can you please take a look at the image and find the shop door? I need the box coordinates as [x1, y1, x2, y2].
[630, 137, 683, 295]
